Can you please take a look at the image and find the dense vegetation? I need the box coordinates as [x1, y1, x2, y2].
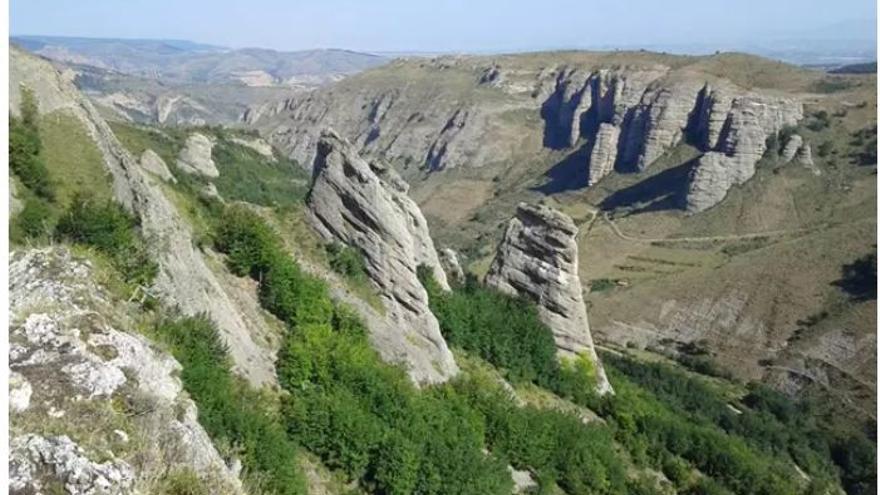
[10, 88, 56, 240]
[211, 137, 310, 208]
[153, 316, 306, 495]
[212, 205, 517, 494]
[421, 270, 562, 386]
[56, 194, 158, 286]
[601, 353, 877, 495]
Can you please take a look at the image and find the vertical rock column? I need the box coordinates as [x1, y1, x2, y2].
[486, 203, 613, 395]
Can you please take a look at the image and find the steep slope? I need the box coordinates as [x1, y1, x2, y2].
[10, 46, 279, 386]
[307, 129, 458, 384]
[9, 248, 242, 494]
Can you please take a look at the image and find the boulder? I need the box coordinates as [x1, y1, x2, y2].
[139, 149, 176, 182]
[307, 129, 458, 384]
[176, 133, 219, 178]
[485, 203, 612, 394]
[438, 248, 465, 284]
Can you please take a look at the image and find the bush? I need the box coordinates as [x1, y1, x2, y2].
[10, 88, 54, 201]
[325, 242, 367, 281]
[154, 316, 306, 495]
[12, 196, 54, 241]
[56, 194, 157, 286]
[421, 270, 561, 386]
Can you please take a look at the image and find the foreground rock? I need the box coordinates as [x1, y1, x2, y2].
[486, 203, 612, 394]
[11, 46, 278, 387]
[307, 129, 458, 384]
[9, 248, 242, 494]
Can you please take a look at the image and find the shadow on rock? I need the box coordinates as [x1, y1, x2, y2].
[599, 159, 698, 213]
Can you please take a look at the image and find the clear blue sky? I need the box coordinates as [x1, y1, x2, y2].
[10, 0, 877, 53]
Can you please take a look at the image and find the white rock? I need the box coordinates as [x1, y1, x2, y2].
[176, 133, 219, 178]
[486, 203, 613, 395]
[10, 372, 32, 412]
[139, 149, 176, 183]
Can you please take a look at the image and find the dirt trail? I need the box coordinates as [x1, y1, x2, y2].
[598, 212, 817, 244]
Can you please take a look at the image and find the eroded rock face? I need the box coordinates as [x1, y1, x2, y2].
[139, 149, 176, 183]
[685, 91, 803, 212]
[9, 248, 243, 494]
[307, 129, 458, 384]
[176, 133, 219, 178]
[588, 123, 621, 185]
[438, 248, 465, 284]
[485, 203, 612, 394]
[11, 47, 278, 387]
[781, 134, 804, 163]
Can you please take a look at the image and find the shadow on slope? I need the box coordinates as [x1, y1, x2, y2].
[532, 144, 591, 194]
[599, 159, 697, 213]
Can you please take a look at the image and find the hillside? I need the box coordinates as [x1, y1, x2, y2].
[8, 43, 877, 495]
[248, 50, 877, 417]
[12, 35, 387, 86]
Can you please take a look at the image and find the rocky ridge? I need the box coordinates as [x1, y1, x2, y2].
[485, 203, 613, 394]
[11, 46, 279, 387]
[249, 54, 803, 212]
[9, 248, 242, 494]
[307, 129, 459, 384]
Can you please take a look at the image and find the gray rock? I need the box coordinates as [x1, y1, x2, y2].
[439, 248, 465, 284]
[797, 143, 819, 174]
[781, 134, 804, 163]
[138, 149, 176, 183]
[587, 123, 620, 185]
[508, 465, 537, 493]
[9, 248, 244, 494]
[10, 47, 278, 387]
[307, 129, 459, 384]
[10, 434, 135, 495]
[686, 94, 803, 212]
[176, 133, 219, 178]
[229, 136, 275, 159]
[485, 203, 612, 394]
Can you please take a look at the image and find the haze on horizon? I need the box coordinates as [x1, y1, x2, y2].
[10, 0, 878, 56]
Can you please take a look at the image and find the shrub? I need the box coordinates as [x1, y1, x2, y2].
[56, 194, 157, 286]
[10, 88, 54, 201]
[325, 242, 368, 281]
[154, 316, 306, 495]
[12, 196, 54, 241]
[421, 270, 561, 386]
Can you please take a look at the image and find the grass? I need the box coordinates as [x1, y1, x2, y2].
[40, 111, 113, 205]
[212, 137, 310, 208]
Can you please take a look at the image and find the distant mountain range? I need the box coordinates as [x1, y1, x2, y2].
[11, 35, 387, 86]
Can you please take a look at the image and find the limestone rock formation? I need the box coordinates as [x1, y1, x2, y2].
[9, 248, 243, 494]
[139, 149, 176, 182]
[307, 129, 459, 384]
[587, 123, 620, 185]
[781, 134, 804, 163]
[438, 248, 465, 284]
[685, 93, 803, 212]
[11, 47, 278, 387]
[229, 136, 275, 159]
[485, 203, 612, 394]
[176, 133, 219, 178]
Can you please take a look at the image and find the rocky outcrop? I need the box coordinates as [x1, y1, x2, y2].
[485, 203, 612, 394]
[139, 149, 175, 183]
[685, 93, 803, 212]
[781, 134, 804, 163]
[11, 47, 279, 387]
[9, 248, 243, 494]
[176, 133, 219, 178]
[438, 248, 465, 284]
[307, 129, 458, 384]
[229, 136, 275, 159]
[588, 123, 620, 185]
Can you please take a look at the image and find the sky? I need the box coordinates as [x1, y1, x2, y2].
[10, 0, 878, 53]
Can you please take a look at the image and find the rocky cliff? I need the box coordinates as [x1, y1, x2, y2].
[248, 53, 803, 212]
[11, 47, 279, 387]
[307, 129, 459, 384]
[485, 203, 612, 395]
[9, 248, 243, 494]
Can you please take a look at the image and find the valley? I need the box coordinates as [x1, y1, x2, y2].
[7, 29, 877, 495]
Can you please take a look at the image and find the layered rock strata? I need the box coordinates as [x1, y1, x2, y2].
[485, 203, 613, 395]
[307, 129, 459, 384]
